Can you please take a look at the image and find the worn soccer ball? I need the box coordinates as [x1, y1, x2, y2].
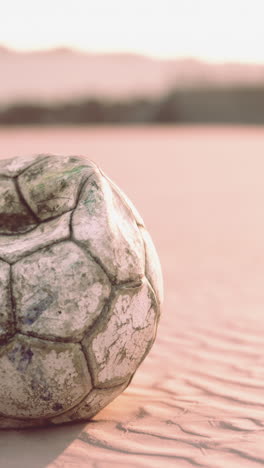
[0, 154, 163, 429]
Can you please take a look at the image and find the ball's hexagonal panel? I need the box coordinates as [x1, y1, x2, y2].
[0, 177, 36, 234]
[0, 211, 71, 264]
[72, 172, 145, 283]
[0, 415, 46, 429]
[0, 260, 14, 342]
[101, 171, 145, 227]
[0, 334, 92, 419]
[83, 279, 158, 388]
[0, 154, 48, 177]
[140, 227, 164, 307]
[18, 155, 96, 221]
[51, 381, 128, 425]
[13, 242, 111, 341]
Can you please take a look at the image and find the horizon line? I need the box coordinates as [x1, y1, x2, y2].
[1, 44, 264, 66]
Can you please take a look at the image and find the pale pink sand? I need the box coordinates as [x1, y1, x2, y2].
[0, 126, 264, 467]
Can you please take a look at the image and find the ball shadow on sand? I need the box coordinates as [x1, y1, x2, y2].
[0, 422, 87, 468]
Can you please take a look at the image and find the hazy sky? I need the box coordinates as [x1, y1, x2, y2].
[0, 0, 263, 63]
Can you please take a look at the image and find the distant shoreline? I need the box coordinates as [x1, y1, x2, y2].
[1, 85, 264, 125]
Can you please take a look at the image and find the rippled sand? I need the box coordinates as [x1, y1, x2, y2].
[0, 126, 264, 467]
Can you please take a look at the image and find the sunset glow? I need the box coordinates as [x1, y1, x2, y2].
[0, 0, 263, 63]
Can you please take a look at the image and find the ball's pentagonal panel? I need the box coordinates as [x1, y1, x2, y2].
[0, 261, 14, 342]
[13, 242, 111, 341]
[18, 155, 96, 221]
[0, 177, 36, 234]
[0, 211, 71, 264]
[83, 279, 158, 388]
[72, 172, 145, 283]
[0, 334, 92, 419]
[51, 381, 128, 425]
[0, 154, 49, 177]
[140, 227, 164, 307]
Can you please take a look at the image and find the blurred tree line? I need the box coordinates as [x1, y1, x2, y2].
[1, 86, 264, 125]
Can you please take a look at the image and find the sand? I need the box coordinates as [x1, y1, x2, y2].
[0, 126, 264, 467]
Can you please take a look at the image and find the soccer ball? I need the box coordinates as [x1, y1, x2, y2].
[0, 154, 163, 428]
